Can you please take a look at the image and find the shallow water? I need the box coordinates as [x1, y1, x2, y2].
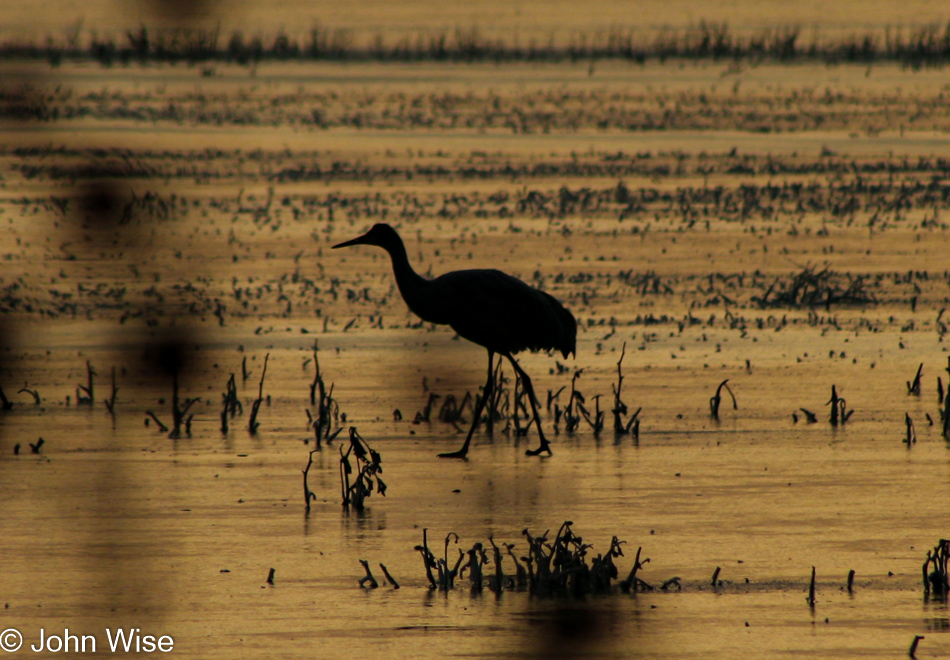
[1, 315, 949, 658]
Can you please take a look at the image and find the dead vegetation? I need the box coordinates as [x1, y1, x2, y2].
[167, 370, 199, 439]
[307, 342, 343, 446]
[338, 427, 386, 511]
[907, 363, 924, 395]
[415, 522, 650, 596]
[13, 146, 950, 187]
[3, 150, 946, 332]
[219, 373, 241, 433]
[416, 342, 644, 447]
[828, 385, 854, 426]
[904, 413, 917, 445]
[450, 347, 643, 440]
[12, 78, 950, 136]
[754, 266, 875, 309]
[246, 353, 269, 434]
[611, 344, 641, 435]
[923, 539, 949, 599]
[142, 367, 199, 439]
[75, 360, 95, 405]
[419, 363, 547, 439]
[8, 21, 950, 68]
[102, 367, 117, 418]
[942, 358, 950, 439]
[709, 379, 737, 420]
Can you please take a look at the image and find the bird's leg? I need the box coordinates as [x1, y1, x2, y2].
[504, 354, 552, 456]
[439, 351, 494, 459]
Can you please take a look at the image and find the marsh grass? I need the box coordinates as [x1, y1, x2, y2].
[7, 21, 950, 68]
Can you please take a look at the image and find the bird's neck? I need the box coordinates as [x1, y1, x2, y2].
[383, 238, 437, 321]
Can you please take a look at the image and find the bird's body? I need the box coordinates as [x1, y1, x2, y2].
[333, 223, 576, 457]
[400, 268, 575, 357]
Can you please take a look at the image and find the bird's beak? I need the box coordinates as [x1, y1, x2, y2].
[332, 233, 367, 249]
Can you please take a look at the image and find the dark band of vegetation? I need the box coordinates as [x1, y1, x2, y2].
[6, 21, 950, 68]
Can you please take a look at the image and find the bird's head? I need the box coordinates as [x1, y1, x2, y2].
[332, 223, 400, 251]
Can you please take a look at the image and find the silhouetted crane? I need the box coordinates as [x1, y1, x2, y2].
[333, 223, 576, 458]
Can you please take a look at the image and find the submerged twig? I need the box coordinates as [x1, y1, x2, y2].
[943, 358, 950, 438]
[144, 410, 169, 432]
[168, 370, 199, 439]
[827, 385, 853, 426]
[358, 559, 378, 588]
[610, 344, 640, 437]
[220, 373, 242, 433]
[18, 385, 40, 405]
[923, 538, 949, 599]
[904, 413, 916, 445]
[907, 363, 923, 395]
[379, 563, 399, 589]
[619, 546, 652, 593]
[102, 367, 117, 417]
[247, 353, 269, 434]
[709, 379, 737, 419]
[807, 566, 816, 608]
[414, 529, 439, 589]
[302, 449, 318, 512]
[76, 360, 95, 405]
[309, 342, 342, 445]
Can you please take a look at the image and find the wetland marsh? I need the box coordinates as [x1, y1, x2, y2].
[2, 2, 950, 658]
